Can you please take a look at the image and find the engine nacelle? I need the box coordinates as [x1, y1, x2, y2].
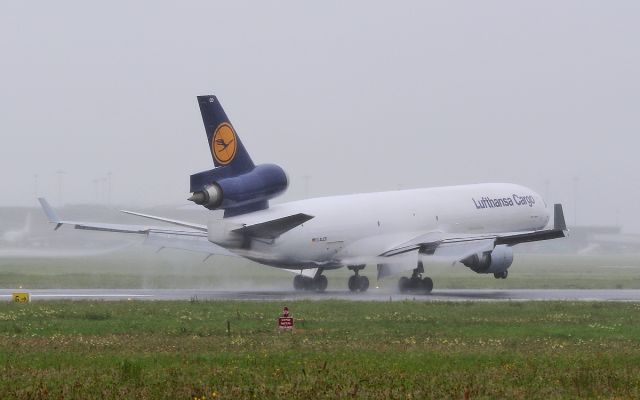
[188, 184, 223, 208]
[189, 163, 288, 212]
[461, 245, 514, 274]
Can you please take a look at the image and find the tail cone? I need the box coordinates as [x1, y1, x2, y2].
[188, 192, 206, 205]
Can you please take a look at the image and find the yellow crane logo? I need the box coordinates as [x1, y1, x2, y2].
[211, 123, 237, 165]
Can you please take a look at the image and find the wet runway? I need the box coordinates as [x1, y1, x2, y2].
[2, 288, 640, 301]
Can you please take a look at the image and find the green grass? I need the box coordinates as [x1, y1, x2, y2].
[2, 252, 640, 290]
[1, 300, 639, 399]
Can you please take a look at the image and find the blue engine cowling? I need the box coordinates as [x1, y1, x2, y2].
[189, 164, 288, 216]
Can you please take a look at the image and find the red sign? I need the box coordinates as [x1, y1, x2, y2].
[278, 317, 294, 329]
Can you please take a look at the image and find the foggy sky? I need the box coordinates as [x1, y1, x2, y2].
[1, 1, 639, 231]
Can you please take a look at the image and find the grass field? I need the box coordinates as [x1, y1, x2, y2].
[1, 300, 639, 399]
[2, 251, 640, 290]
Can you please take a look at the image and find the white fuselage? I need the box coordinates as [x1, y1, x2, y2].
[220, 183, 550, 269]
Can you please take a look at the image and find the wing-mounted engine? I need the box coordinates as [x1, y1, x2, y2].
[461, 245, 513, 274]
[189, 163, 288, 217]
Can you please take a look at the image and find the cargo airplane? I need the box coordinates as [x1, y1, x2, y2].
[39, 95, 567, 293]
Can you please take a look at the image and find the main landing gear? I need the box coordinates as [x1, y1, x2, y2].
[398, 261, 433, 294]
[494, 270, 508, 279]
[347, 265, 369, 293]
[293, 270, 328, 292]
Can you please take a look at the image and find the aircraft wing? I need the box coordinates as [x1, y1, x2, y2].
[39, 198, 198, 234]
[38, 198, 236, 258]
[377, 204, 567, 278]
[119, 210, 206, 231]
[381, 204, 566, 257]
[38, 198, 310, 258]
[376, 238, 496, 279]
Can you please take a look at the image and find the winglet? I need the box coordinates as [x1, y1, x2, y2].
[38, 198, 63, 230]
[554, 204, 567, 231]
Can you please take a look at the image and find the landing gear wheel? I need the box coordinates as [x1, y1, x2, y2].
[398, 258, 433, 294]
[348, 275, 358, 292]
[358, 276, 369, 292]
[293, 275, 305, 291]
[422, 277, 433, 293]
[315, 275, 328, 292]
[348, 275, 369, 292]
[347, 265, 368, 293]
[399, 277, 410, 293]
[494, 271, 508, 279]
[410, 277, 423, 290]
[399, 276, 433, 293]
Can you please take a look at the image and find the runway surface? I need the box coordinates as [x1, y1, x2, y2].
[2, 288, 640, 301]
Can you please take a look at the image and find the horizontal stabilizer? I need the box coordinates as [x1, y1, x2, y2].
[233, 213, 314, 239]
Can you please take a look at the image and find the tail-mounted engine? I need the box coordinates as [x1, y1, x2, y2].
[461, 245, 513, 274]
[191, 95, 290, 217]
[189, 163, 288, 217]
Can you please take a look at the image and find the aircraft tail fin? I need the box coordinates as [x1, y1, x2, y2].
[197, 95, 255, 174]
[190, 95, 288, 218]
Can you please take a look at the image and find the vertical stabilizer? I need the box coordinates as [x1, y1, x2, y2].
[197, 95, 255, 174]
[191, 95, 288, 218]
